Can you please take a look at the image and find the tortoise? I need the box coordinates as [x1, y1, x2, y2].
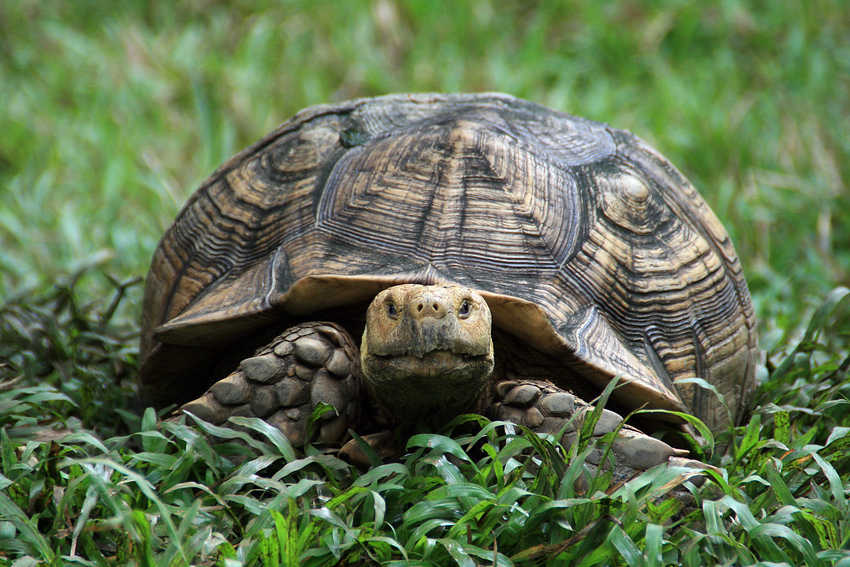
[140, 93, 758, 475]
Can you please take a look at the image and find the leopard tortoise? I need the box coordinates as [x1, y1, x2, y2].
[140, 93, 758, 475]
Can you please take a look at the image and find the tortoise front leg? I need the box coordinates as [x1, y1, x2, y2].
[179, 322, 361, 446]
[488, 380, 695, 483]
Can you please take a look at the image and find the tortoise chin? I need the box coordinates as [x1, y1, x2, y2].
[368, 349, 494, 380]
[361, 347, 495, 427]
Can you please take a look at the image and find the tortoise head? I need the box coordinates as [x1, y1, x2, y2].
[360, 284, 495, 427]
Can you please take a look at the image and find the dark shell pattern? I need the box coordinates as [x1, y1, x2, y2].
[140, 93, 757, 433]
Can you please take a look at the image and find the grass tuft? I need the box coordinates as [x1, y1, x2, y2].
[0, 280, 847, 565]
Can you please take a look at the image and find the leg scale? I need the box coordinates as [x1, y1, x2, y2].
[179, 322, 360, 446]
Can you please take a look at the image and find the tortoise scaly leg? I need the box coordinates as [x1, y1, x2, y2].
[488, 380, 705, 485]
[179, 322, 360, 446]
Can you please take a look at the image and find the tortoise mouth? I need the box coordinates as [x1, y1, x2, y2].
[371, 349, 490, 379]
[362, 348, 496, 427]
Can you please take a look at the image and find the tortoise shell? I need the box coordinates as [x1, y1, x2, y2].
[140, 93, 757, 432]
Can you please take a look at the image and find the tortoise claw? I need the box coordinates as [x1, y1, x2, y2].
[178, 322, 360, 446]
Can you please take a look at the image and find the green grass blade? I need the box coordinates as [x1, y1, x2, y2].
[607, 524, 642, 567]
[227, 416, 297, 461]
[79, 457, 190, 565]
[0, 492, 56, 561]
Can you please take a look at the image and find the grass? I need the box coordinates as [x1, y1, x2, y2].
[0, 278, 848, 565]
[1, 0, 849, 565]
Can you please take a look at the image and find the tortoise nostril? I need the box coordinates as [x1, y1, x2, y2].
[411, 294, 448, 319]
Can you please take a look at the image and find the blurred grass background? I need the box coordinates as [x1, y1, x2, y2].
[1, 0, 848, 348]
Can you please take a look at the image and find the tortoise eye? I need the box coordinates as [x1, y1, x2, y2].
[458, 300, 472, 318]
[386, 303, 398, 318]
